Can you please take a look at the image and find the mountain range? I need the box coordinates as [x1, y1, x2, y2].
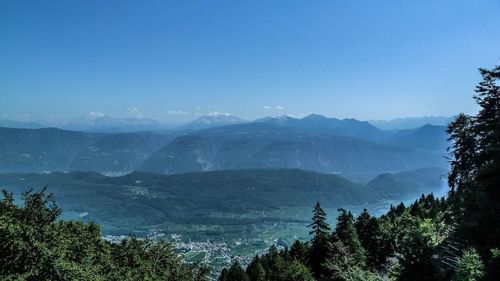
[0, 114, 449, 182]
[0, 114, 453, 133]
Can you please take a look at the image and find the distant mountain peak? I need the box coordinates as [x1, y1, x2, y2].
[264, 115, 298, 126]
[303, 113, 328, 120]
[180, 113, 247, 130]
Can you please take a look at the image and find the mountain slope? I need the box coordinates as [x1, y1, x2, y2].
[140, 131, 447, 179]
[367, 167, 447, 199]
[0, 127, 174, 173]
[0, 168, 447, 233]
[385, 125, 448, 152]
[69, 132, 175, 173]
[0, 169, 377, 231]
[0, 127, 103, 172]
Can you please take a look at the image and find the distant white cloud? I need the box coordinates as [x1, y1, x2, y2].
[207, 111, 231, 117]
[264, 105, 285, 110]
[168, 110, 188, 115]
[89, 111, 105, 118]
[126, 107, 144, 119]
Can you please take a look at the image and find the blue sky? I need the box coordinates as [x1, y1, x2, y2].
[1, 0, 499, 122]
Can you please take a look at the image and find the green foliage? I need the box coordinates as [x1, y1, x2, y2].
[308, 202, 331, 278]
[395, 215, 438, 281]
[453, 248, 484, 281]
[485, 248, 500, 280]
[241, 244, 314, 281]
[223, 261, 249, 281]
[334, 209, 366, 266]
[290, 240, 310, 265]
[236, 195, 454, 281]
[0, 189, 208, 281]
[355, 209, 389, 268]
[246, 257, 266, 281]
[322, 240, 363, 281]
[447, 65, 500, 257]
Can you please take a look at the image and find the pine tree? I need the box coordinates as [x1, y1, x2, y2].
[355, 209, 386, 268]
[335, 208, 366, 266]
[246, 256, 266, 281]
[225, 261, 249, 281]
[485, 248, 500, 281]
[396, 218, 438, 281]
[308, 202, 331, 278]
[448, 65, 500, 257]
[218, 268, 228, 281]
[323, 240, 381, 281]
[309, 202, 330, 240]
[290, 240, 309, 264]
[453, 247, 485, 281]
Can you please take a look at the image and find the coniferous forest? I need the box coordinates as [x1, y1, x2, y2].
[1, 65, 499, 280]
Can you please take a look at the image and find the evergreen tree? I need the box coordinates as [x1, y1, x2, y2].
[396, 217, 438, 281]
[218, 268, 229, 281]
[225, 261, 249, 281]
[323, 240, 381, 281]
[335, 208, 366, 266]
[453, 248, 485, 281]
[485, 248, 500, 281]
[246, 256, 266, 281]
[290, 240, 309, 265]
[448, 65, 500, 257]
[355, 209, 387, 268]
[283, 260, 315, 281]
[309, 202, 331, 240]
[308, 202, 331, 278]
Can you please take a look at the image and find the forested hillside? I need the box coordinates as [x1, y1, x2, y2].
[0, 168, 444, 233]
[0, 189, 209, 280]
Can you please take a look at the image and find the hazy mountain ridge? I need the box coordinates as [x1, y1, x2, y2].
[0, 127, 103, 172]
[179, 113, 248, 130]
[62, 116, 173, 132]
[0, 127, 174, 173]
[384, 124, 448, 152]
[369, 116, 455, 130]
[70, 132, 176, 172]
[1, 114, 455, 133]
[367, 167, 448, 198]
[140, 117, 448, 178]
[0, 114, 450, 179]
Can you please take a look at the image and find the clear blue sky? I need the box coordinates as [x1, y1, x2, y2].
[1, 0, 499, 122]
